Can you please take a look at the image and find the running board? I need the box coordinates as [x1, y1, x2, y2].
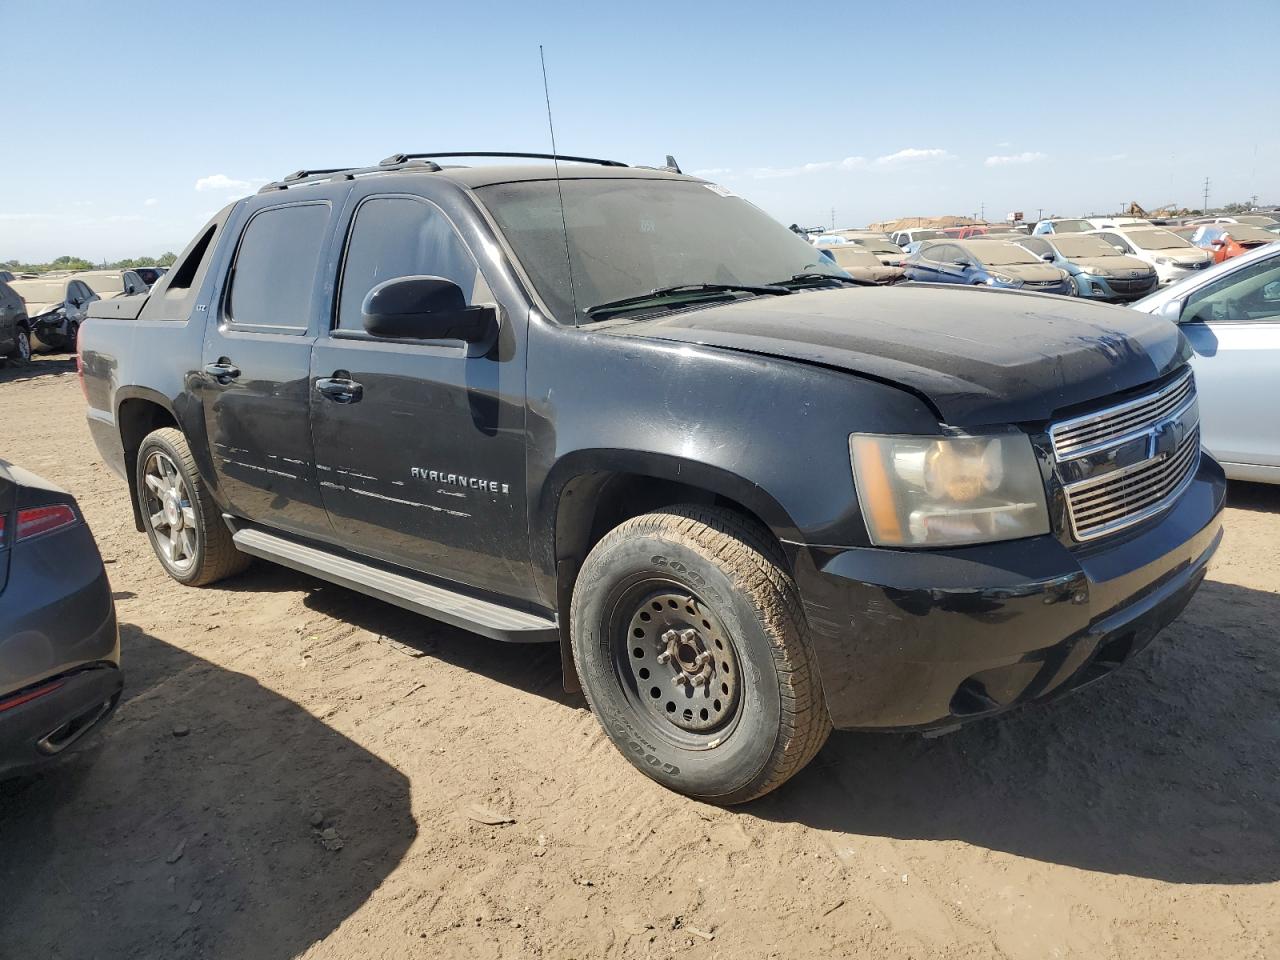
[231, 526, 558, 643]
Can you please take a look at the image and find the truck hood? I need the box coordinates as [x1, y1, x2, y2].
[616, 285, 1189, 426]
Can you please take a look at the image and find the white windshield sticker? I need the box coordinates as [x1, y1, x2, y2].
[703, 183, 737, 198]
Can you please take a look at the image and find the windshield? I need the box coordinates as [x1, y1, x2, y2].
[1050, 235, 1124, 258]
[1126, 229, 1193, 251]
[1050, 220, 1092, 233]
[823, 247, 880, 269]
[1234, 215, 1279, 227]
[77, 273, 125, 295]
[1226, 225, 1278, 243]
[854, 239, 904, 255]
[966, 242, 1040, 266]
[8, 280, 67, 303]
[909, 230, 945, 241]
[476, 178, 846, 323]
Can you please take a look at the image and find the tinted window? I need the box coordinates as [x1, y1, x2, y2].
[1184, 255, 1280, 324]
[336, 196, 487, 333]
[1022, 238, 1051, 256]
[228, 203, 329, 330]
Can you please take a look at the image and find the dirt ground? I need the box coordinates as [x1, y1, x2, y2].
[0, 354, 1276, 960]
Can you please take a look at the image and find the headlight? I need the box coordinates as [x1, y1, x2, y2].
[986, 273, 1017, 285]
[1154, 256, 1173, 265]
[849, 431, 1050, 547]
[1089, 266, 1111, 278]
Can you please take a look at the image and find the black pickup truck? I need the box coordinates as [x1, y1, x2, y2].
[80, 152, 1225, 802]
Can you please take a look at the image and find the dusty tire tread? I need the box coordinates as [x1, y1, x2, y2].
[572, 504, 831, 803]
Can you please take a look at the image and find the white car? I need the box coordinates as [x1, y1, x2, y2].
[1087, 227, 1212, 285]
[1186, 214, 1279, 228]
[1132, 242, 1280, 483]
[888, 228, 947, 248]
[1085, 216, 1152, 230]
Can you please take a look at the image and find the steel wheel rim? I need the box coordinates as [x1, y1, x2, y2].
[143, 451, 198, 573]
[17, 330, 30, 361]
[611, 579, 743, 745]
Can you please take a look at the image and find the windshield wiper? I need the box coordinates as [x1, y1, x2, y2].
[771, 272, 877, 288]
[585, 282, 790, 319]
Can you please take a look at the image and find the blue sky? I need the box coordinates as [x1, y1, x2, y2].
[2, 0, 1276, 260]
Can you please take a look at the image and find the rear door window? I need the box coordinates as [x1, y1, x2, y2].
[226, 203, 330, 331]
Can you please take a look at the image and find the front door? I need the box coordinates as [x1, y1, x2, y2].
[309, 192, 535, 602]
[198, 200, 333, 540]
[1180, 254, 1280, 469]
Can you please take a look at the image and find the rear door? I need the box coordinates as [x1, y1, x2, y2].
[1180, 254, 1280, 468]
[308, 188, 537, 601]
[197, 199, 335, 539]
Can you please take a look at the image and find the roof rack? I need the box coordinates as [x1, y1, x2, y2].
[377, 151, 627, 168]
[259, 151, 629, 193]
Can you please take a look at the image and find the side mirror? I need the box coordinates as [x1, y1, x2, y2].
[1209, 239, 1225, 248]
[952, 258, 969, 267]
[361, 275, 495, 343]
[1113, 245, 1126, 253]
[1040, 253, 1055, 262]
[1156, 298, 1184, 323]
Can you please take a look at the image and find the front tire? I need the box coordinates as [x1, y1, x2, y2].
[136, 427, 249, 586]
[571, 506, 830, 803]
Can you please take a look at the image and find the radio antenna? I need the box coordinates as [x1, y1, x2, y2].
[540, 45, 580, 324]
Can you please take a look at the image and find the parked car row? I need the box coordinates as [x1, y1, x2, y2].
[0, 269, 156, 359]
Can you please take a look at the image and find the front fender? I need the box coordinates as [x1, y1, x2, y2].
[526, 319, 942, 590]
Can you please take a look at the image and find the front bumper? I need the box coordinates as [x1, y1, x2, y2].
[1074, 273, 1159, 302]
[795, 454, 1226, 731]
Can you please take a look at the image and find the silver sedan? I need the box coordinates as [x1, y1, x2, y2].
[1132, 243, 1280, 483]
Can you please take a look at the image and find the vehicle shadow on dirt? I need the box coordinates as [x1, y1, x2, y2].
[0, 356, 77, 384]
[1225, 479, 1280, 514]
[207, 561, 577, 708]
[752, 579, 1280, 886]
[0, 622, 417, 957]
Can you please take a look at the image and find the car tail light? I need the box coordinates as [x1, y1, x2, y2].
[0, 678, 66, 714]
[15, 504, 78, 541]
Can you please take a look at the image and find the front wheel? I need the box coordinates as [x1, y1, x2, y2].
[571, 506, 830, 804]
[136, 427, 249, 586]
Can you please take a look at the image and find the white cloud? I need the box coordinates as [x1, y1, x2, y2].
[0, 212, 52, 221]
[691, 167, 732, 177]
[984, 151, 1048, 167]
[105, 214, 145, 223]
[874, 147, 952, 166]
[748, 156, 865, 180]
[996, 141, 1012, 148]
[194, 173, 265, 194]
[144, 197, 159, 207]
[1096, 152, 1128, 163]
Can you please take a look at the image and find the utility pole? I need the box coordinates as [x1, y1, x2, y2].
[979, 201, 985, 222]
[1202, 177, 1211, 214]
[830, 207, 835, 229]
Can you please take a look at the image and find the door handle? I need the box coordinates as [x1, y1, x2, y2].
[316, 375, 363, 404]
[204, 359, 241, 383]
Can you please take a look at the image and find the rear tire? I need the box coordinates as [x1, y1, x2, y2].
[571, 505, 830, 804]
[10, 325, 30, 362]
[136, 427, 249, 586]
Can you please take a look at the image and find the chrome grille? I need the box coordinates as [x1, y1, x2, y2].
[1050, 369, 1194, 462]
[1063, 425, 1200, 541]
